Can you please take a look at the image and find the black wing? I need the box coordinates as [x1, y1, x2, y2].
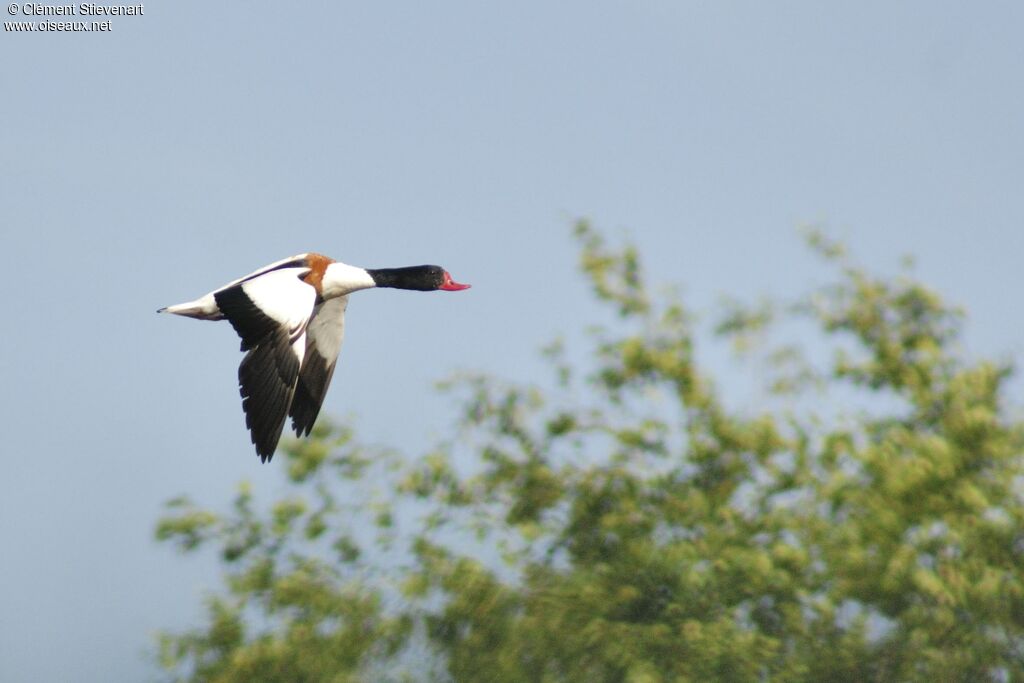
[215, 282, 312, 462]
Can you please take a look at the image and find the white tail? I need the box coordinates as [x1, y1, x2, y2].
[157, 293, 223, 320]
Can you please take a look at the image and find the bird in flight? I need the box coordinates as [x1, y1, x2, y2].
[159, 253, 470, 462]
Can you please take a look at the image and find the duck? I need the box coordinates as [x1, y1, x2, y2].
[159, 253, 470, 462]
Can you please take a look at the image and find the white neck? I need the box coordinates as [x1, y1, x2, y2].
[321, 262, 377, 298]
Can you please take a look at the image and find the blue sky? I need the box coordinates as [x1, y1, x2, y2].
[3, 2, 1023, 680]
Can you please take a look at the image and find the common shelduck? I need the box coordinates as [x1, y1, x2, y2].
[159, 253, 470, 462]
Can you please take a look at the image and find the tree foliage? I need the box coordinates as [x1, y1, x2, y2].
[157, 223, 1024, 682]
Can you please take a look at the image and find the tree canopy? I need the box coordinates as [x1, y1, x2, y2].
[156, 223, 1024, 682]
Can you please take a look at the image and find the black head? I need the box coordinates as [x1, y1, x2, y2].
[366, 265, 471, 291]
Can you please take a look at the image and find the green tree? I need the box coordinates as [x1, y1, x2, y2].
[157, 223, 1024, 682]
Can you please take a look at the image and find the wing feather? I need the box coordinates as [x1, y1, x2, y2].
[213, 254, 311, 293]
[214, 272, 316, 462]
[290, 296, 348, 436]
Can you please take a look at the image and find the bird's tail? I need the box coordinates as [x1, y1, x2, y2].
[157, 293, 223, 320]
